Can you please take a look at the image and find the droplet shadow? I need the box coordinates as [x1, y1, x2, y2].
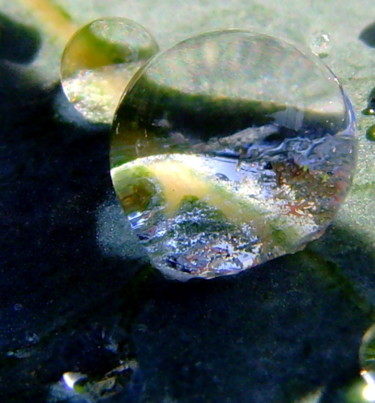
[127, 223, 374, 403]
[359, 21, 375, 48]
[0, 12, 41, 63]
[0, 15, 145, 402]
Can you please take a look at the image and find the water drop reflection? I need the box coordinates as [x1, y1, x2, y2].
[111, 30, 357, 280]
[52, 360, 140, 401]
[61, 17, 159, 124]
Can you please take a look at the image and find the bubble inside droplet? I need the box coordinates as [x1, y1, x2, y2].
[110, 30, 357, 280]
[61, 17, 159, 124]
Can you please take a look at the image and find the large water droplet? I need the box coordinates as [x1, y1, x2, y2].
[110, 30, 357, 280]
[61, 18, 159, 124]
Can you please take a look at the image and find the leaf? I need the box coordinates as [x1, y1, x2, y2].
[1, 0, 375, 401]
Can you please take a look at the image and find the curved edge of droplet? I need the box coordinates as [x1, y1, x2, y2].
[60, 16, 160, 78]
[112, 28, 349, 129]
[333, 83, 359, 202]
[359, 324, 375, 371]
[109, 29, 359, 282]
[307, 57, 359, 214]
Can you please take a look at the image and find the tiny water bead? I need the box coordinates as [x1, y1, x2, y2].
[362, 88, 375, 116]
[61, 18, 159, 124]
[58, 360, 139, 400]
[310, 31, 331, 58]
[362, 108, 375, 116]
[366, 125, 375, 141]
[110, 30, 357, 280]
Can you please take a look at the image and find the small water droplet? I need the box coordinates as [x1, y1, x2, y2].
[61, 18, 159, 124]
[366, 125, 375, 141]
[25, 332, 39, 344]
[59, 360, 139, 399]
[310, 31, 331, 58]
[362, 108, 375, 116]
[367, 87, 375, 110]
[110, 30, 357, 280]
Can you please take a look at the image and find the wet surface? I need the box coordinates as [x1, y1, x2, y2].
[1, 10, 375, 403]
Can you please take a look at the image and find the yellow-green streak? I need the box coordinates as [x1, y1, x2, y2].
[17, 0, 78, 44]
[111, 157, 305, 251]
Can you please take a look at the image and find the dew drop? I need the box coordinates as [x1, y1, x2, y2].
[25, 332, 39, 344]
[366, 125, 375, 141]
[58, 360, 139, 399]
[362, 108, 375, 116]
[366, 88, 375, 112]
[61, 18, 159, 124]
[310, 31, 331, 58]
[110, 30, 357, 280]
[361, 88, 375, 116]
